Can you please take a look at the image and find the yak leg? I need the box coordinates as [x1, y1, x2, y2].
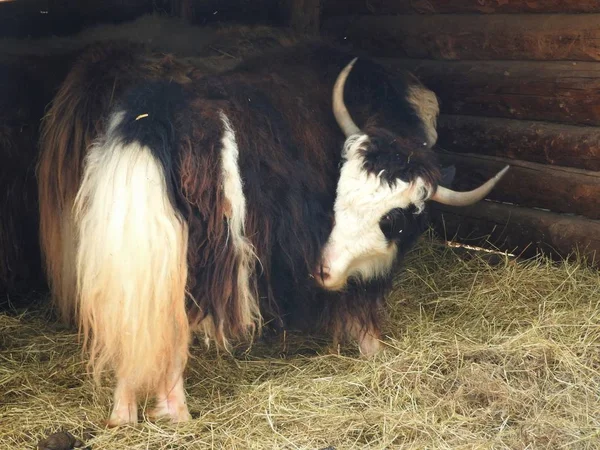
[106, 378, 138, 427]
[149, 356, 191, 423]
[349, 319, 382, 358]
[329, 315, 382, 358]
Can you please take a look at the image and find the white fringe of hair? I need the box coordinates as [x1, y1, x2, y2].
[73, 111, 189, 391]
[219, 112, 261, 340]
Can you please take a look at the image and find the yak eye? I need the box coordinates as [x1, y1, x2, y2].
[380, 209, 407, 240]
[379, 213, 395, 238]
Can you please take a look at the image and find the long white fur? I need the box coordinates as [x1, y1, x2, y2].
[73, 111, 190, 422]
[218, 111, 261, 338]
[319, 134, 431, 291]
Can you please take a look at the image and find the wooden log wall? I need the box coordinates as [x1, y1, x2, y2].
[321, 1, 600, 264]
[0, 0, 154, 38]
[0, 1, 289, 39]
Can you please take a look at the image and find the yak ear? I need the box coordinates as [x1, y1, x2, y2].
[440, 165, 456, 188]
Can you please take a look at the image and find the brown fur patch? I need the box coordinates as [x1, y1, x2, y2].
[178, 102, 259, 348]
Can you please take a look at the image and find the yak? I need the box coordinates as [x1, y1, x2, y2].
[37, 40, 508, 425]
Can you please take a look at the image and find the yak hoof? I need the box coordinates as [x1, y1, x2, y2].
[148, 403, 192, 423]
[104, 402, 139, 428]
[358, 334, 382, 358]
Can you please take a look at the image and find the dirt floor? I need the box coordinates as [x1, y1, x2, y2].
[1, 234, 599, 449]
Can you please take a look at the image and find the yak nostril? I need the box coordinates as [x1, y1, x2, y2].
[317, 265, 331, 281]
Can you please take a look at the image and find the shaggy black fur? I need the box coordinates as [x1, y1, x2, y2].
[44, 38, 446, 349]
[114, 80, 189, 212]
[179, 41, 442, 340]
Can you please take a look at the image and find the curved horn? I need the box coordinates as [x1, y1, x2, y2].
[430, 165, 510, 207]
[332, 57, 361, 137]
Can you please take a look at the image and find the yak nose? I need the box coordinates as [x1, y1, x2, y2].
[313, 264, 331, 284]
[312, 264, 348, 291]
[319, 266, 331, 282]
[311, 265, 331, 285]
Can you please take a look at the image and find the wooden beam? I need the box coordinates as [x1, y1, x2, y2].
[436, 152, 600, 220]
[379, 59, 600, 127]
[323, 14, 600, 61]
[54, 0, 150, 16]
[437, 115, 600, 172]
[166, 0, 281, 26]
[279, 0, 321, 34]
[322, 0, 600, 16]
[170, 0, 194, 22]
[429, 201, 600, 265]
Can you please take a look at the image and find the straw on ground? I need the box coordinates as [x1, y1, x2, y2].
[1, 234, 599, 449]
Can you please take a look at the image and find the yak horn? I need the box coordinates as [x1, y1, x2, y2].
[332, 57, 361, 137]
[430, 165, 510, 207]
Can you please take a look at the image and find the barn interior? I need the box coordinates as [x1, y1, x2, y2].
[1, 1, 599, 448]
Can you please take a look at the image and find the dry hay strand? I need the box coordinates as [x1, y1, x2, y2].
[1, 235, 599, 449]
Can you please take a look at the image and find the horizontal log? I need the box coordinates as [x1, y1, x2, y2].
[0, 0, 152, 39]
[171, 0, 194, 22]
[437, 152, 600, 220]
[0, 0, 148, 14]
[323, 14, 600, 61]
[322, 0, 600, 16]
[437, 115, 600, 171]
[379, 59, 600, 127]
[177, 0, 280, 25]
[429, 201, 600, 265]
[280, 0, 321, 34]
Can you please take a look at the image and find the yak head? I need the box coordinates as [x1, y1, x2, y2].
[314, 58, 509, 291]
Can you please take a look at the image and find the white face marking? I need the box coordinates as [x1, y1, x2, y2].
[316, 134, 431, 291]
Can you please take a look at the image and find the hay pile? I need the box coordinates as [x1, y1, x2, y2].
[1, 235, 599, 449]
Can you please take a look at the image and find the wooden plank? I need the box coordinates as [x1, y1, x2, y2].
[323, 14, 600, 61]
[0, 0, 152, 39]
[280, 0, 321, 34]
[171, 0, 194, 22]
[429, 201, 600, 265]
[436, 152, 600, 220]
[322, 0, 600, 16]
[437, 115, 600, 172]
[379, 59, 600, 127]
[182, 0, 280, 25]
